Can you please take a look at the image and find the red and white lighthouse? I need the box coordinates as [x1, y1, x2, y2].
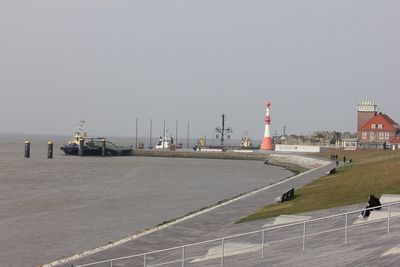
[260, 100, 273, 150]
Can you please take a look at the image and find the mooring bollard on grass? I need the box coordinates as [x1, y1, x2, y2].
[48, 141, 53, 158]
[24, 141, 30, 158]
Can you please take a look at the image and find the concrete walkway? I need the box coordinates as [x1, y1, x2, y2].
[224, 204, 400, 267]
[51, 161, 335, 267]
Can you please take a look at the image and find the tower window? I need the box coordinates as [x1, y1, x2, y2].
[378, 124, 383, 129]
[371, 124, 376, 129]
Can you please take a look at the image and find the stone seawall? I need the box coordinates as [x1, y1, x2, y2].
[130, 149, 270, 161]
[130, 150, 330, 171]
[268, 154, 329, 169]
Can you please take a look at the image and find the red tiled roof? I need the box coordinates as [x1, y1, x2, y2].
[359, 113, 399, 131]
[390, 136, 400, 144]
[381, 114, 397, 125]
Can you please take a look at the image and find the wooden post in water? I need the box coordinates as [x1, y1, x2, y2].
[24, 141, 30, 158]
[78, 138, 85, 156]
[101, 138, 106, 157]
[47, 141, 53, 158]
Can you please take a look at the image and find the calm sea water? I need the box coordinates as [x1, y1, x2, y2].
[0, 137, 291, 267]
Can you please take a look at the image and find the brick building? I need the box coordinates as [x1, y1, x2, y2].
[389, 136, 400, 150]
[357, 100, 400, 149]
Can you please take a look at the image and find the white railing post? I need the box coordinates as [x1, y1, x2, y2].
[345, 213, 348, 244]
[388, 204, 391, 235]
[182, 246, 185, 267]
[110, 260, 113, 267]
[143, 254, 146, 267]
[221, 238, 225, 266]
[261, 230, 265, 260]
[302, 221, 306, 251]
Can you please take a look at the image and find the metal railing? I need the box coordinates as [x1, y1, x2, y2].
[75, 201, 400, 267]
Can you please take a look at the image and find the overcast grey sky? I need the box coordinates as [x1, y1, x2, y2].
[0, 1, 399, 140]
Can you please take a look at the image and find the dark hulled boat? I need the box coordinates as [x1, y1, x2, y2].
[60, 121, 132, 156]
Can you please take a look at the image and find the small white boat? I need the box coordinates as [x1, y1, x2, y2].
[155, 129, 174, 149]
[241, 130, 253, 148]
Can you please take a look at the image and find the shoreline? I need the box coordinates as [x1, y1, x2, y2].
[43, 153, 329, 267]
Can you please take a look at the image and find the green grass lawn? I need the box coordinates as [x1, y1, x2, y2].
[238, 149, 400, 223]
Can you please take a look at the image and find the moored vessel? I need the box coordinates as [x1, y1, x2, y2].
[60, 120, 87, 155]
[155, 128, 174, 149]
[60, 121, 133, 156]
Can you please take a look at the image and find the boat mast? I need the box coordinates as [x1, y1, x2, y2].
[186, 120, 190, 149]
[135, 117, 138, 150]
[163, 120, 166, 149]
[176, 120, 178, 145]
[149, 118, 152, 148]
[78, 120, 85, 133]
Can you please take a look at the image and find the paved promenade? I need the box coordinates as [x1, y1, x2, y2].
[53, 160, 336, 267]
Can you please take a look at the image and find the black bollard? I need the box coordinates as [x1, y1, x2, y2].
[24, 141, 30, 158]
[78, 138, 85, 156]
[47, 141, 54, 159]
[101, 138, 106, 157]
